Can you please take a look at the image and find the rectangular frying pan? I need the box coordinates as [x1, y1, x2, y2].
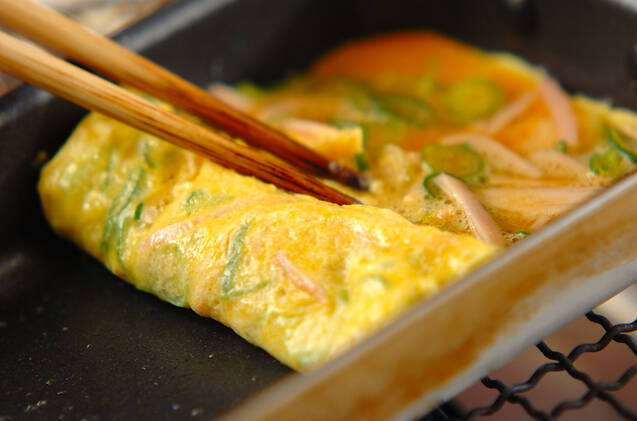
[1, 0, 635, 420]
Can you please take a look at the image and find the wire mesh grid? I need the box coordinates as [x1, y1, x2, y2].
[425, 310, 637, 421]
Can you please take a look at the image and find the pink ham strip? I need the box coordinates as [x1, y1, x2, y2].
[485, 91, 536, 134]
[434, 173, 505, 246]
[143, 218, 196, 252]
[538, 79, 578, 148]
[475, 186, 601, 225]
[529, 149, 587, 179]
[441, 133, 543, 179]
[141, 196, 293, 253]
[275, 252, 327, 302]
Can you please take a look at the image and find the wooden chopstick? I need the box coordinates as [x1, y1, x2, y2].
[0, 31, 359, 205]
[0, 0, 369, 191]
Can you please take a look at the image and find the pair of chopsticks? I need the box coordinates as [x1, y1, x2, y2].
[0, 0, 367, 205]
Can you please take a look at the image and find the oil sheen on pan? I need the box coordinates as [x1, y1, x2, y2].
[38, 31, 637, 371]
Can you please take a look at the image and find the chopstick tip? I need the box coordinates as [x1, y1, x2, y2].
[327, 161, 370, 191]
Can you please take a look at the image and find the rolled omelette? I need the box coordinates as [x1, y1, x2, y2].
[38, 110, 496, 371]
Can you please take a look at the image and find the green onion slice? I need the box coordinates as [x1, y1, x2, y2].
[134, 202, 144, 221]
[372, 93, 436, 126]
[445, 78, 504, 124]
[589, 147, 623, 177]
[555, 140, 567, 153]
[421, 143, 484, 179]
[354, 153, 369, 171]
[605, 125, 637, 163]
[423, 172, 443, 198]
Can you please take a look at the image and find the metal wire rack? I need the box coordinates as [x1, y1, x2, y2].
[424, 310, 637, 421]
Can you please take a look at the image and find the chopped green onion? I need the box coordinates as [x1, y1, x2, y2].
[423, 172, 443, 198]
[134, 202, 144, 221]
[221, 222, 251, 294]
[101, 168, 145, 257]
[605, 126, 637, 163]
[421, 143, 484, 179]
[423, 172, 471, 198]
[102, 152, 116, 192]
[445, 78, 504, 124]
[555, 140, 567, 153]
[184, 190, 232, 215]
[321, 78, 381, 118]
[184, 189, 207, 215]
[589, 147, 623, 177]
[511, 230, 531, 239]
[372, 93, 436, 126]
[354, 153, 369, 171]
[221, 279, 270, 300]
[139, 134, 161, 168]
[509, 230, 531, 243]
